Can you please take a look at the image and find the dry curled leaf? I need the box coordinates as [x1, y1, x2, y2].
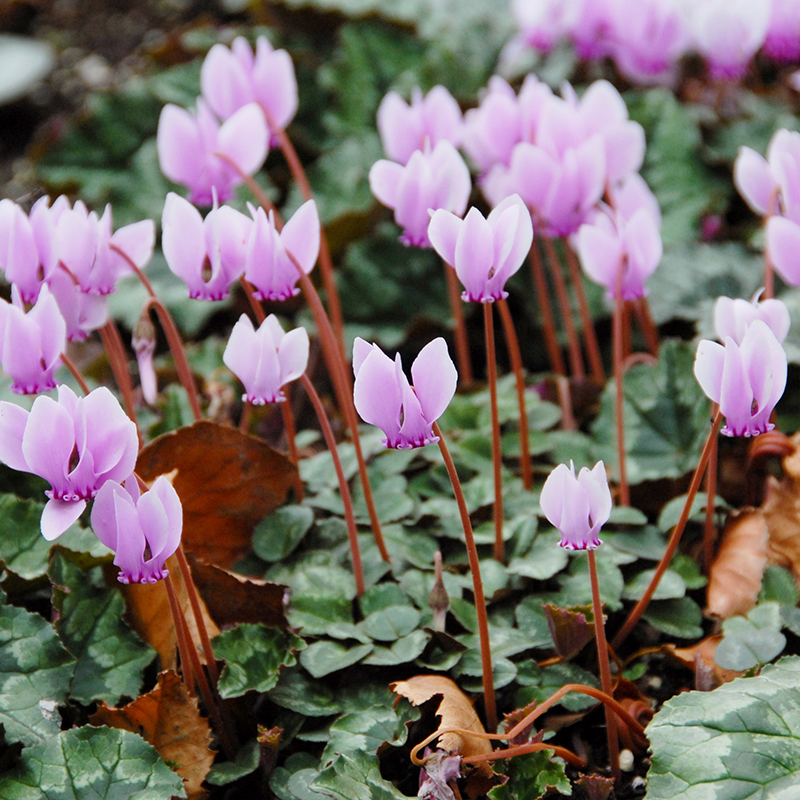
[116, 555, 220, 671]
[136, 421, 297, 568]
[664, 635, 743, 688]
[763, 474, 800, 582]
[391, 675, 492, 762]
[91, 670, 215, 798]
[705, 508, 768, 619]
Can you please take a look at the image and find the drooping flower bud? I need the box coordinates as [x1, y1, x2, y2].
[132, 307, 158, 405]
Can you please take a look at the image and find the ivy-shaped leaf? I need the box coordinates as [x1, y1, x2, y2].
[648, 656, 800, 799]
[311, 750, 408, 800]
[49, 552, 155, 705]
[488, 750, 571, 800]
[0, 725, 185, 799]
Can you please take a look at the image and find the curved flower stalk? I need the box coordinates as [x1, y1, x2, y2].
[157, 99, 268, 205]
[91, 475, 182, 585]
[377, 86, 463, 165]
[223, 314, 309, 405]
[162, 192, 251, 300]
[0, 284, 66, 395]
[369, 140, 471, 247]
[201, 35, 298, 136]
[714, 292, 790, 345]
[56, 202, 155, 296]
[694, 320, 787, 438]
[244, 200, 320, 301]
[353, 338, 457, 449]
[0, 385, 139, 539]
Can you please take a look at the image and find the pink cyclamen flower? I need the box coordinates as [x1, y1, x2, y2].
[201, 35, 298, 134]
[369, 140, 471, 247]
[714, 292, 790, 345]
[0, 385, 139, 540]
[694, 319, 787, 437]
[353, 337, 457, 449]
[766, 215, 800, 286]
[377, 86, 463, 165]
[91, 476, 182, 585]
[157, 99, 268, 205]
[244, 200, 320, 301]
[56, 201, 155, 295]
[223, 314, 309, 405]
[47, 268, 108, 342]
[539, 460, 612, 551]
[162, 192, 251, 300]
[764, 0, 800, 63]
[428, 194, 533, 302]
[576, 204, 662, 300]
[0, 284, 66, 394]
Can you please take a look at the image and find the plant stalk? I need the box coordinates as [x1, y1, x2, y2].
[484, 303, 504, 563]
[60, 352, 91, 396]
[613, 275, 630, 507]
[443, 260, 473, 386]
[98, 321, 140, 430]
[529, 242, 565, 375]
[543, 237, 584, 379]
[564, 239, 604, 382]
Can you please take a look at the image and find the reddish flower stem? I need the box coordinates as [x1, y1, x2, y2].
[543, 237, 584, 379]
[632, 297, 660, 357]
[110, 244, 202, 421]
[529, 242, 565, 375]
[60, 353, 91, 396]
[466, 742, 586, 768]
[434, 422, 497, 732]
[163, 572, 194, 693]
[239, 402, 253, 434]
[443, 260, 473, 386]
[98, 321, 140, 430]
[588, 549, 620, 782]
[214, 151, 277, 216]
[613, 281, 630, 507]
[484, 303, 504, 563]
[613, 410, 723, 649]
[301, 373, 364, 595]
[703, 402, 720, 572]
[564, 239, 604, 383]
[497, 299, 532, 490]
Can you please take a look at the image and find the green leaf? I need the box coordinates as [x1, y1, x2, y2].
[648, 656, 800, 799]
[0, 725, 185, 799]
[591, 339, 710, 485]
[268, 667, 343, 717]
[507, 532, 569, 580]
[311, 750, 408, 800]
[516, 663, 601, 713]
[556, 550, 624, 611]
[623, 568, 686, 602]
[515, 597, 557, 649]
[759, 565, 800, 607]
[0, 600, 75, 746]
[49, 552, 155, 705]
[252, 506, 315, 562]
[361, 630, 429, 666]
[489, 750, 572, 800]
[359, 583, 411, 615]
[670, 555, 708, 590]
[213, 624, 305, 698]
[322, 702, 418, 762]
[271, 753, 322, 800]
[361, 606, 422, 641]
[206, 740, 261, 786]
[299, 641, 373, 679]
[287, 594, 369, 641]
[658, 492, 719, 532]
[715, 603, 787, 671]
[643, 597, 704, 639]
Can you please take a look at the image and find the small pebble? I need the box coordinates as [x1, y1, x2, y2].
[619, 748, 635, 772]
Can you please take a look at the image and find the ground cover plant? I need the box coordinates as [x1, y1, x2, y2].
[3, 1, 800, 798]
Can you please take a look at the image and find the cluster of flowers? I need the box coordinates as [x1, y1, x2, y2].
[508, 0, 800, 84]
[370, 76, 661, 301]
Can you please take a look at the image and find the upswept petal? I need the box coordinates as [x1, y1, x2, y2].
[576, 221, 622, 294]
[427, 209, 462, 267]
[251, 320, 282, 402]
[369, 160, 404, 209]
[252, 45, 298, 130]
[277, 326, 309, 385]
[110, 219, 155, 271]
[734, 147, 777, 216]
[580, 461, 612, 529]
[410, 338, 457, 426]
[82, 387, 138, 481]
[398, 355, 431, 448]
[90, 479, 127, 552]
[22, 396, 75, 493]
[352, 337, 373, 377]
[694, 339, 726, 406]
[162, 193, 207, 289]
[223, 315, 259, 392]
[767, 215, 800, 286]
[718, 339, 752, 435]
[377, 91, 419, 164]
[353, 346, 403, 447]
[488, 195, 532, 293]
[157, 104, 205, 187]
[281, 200, 320, 276]
[201, 42, 253, 120]
[110, 486, 147, 582]
[454, 207, 494, 301]
[424, 86, 463, 150]
[217, 102, 269, 177]
[41, 497, 86, 541]
[0, 402, 31, 472]
[431, 141, 471, 218]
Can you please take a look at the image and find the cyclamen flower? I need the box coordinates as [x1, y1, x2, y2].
[162, 192, 251, 300]
[539, 460, 612, 551]
[369, 141, 471, 247]
[353, 337, 457, 449]
[0, 284, 66, 394]
[764, 0, 800, 63]
[694, 320, 787, 437]
[767, 216, 800, 286]
[0, 385, 139, 540]
[714, 292, 790, 345]
[91, 476, 182, 585]
[47, 268, 108, 342]
[157, 99, 268, 205]
[576, 204, 662, 299]
[377, 86, 463, 165]
[201, 36, 298, 133]
[428, 194, 533, 302]
[223, 314, 309, 405]
[56, 201, 155, 296]
[244, 200, 320, 301]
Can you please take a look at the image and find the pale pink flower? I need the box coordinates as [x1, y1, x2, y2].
[713, 292, 790, 345]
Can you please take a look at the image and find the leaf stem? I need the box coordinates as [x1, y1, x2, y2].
[434, 423, 497, 732]
[612, 410, 723, 649]
[484, 303, 504, 563]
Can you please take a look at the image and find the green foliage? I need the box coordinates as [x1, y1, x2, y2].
[253, 506, 316, 562]
[49, 552, 155, 705]
[311, 750, 408, 800]
[0, 726, 185, 799]
[489, 750, 572, 800]
[715, 603, 787, 671]
[206, 740, 261, 786]
[648, 657, 800, 799]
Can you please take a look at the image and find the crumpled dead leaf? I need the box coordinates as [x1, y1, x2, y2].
[706, 508, 769, 619]
[91, 670, 215, 798]
[664, 635, 743, 688]
[391, 675, 492, 764]
[136, 421, 297, 568]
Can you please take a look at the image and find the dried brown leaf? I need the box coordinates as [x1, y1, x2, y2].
[542, 603, 594, 659]
[664, 635, 743, 688]
[188, 555, 289, 629]
[136, 421, 297, 568]
[391, 675, 492, 761]
[763, 474, 800, 581]
[91, 670, 215, 798]
[705, 508, 768, 619]
[117, 555, 220, 670]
